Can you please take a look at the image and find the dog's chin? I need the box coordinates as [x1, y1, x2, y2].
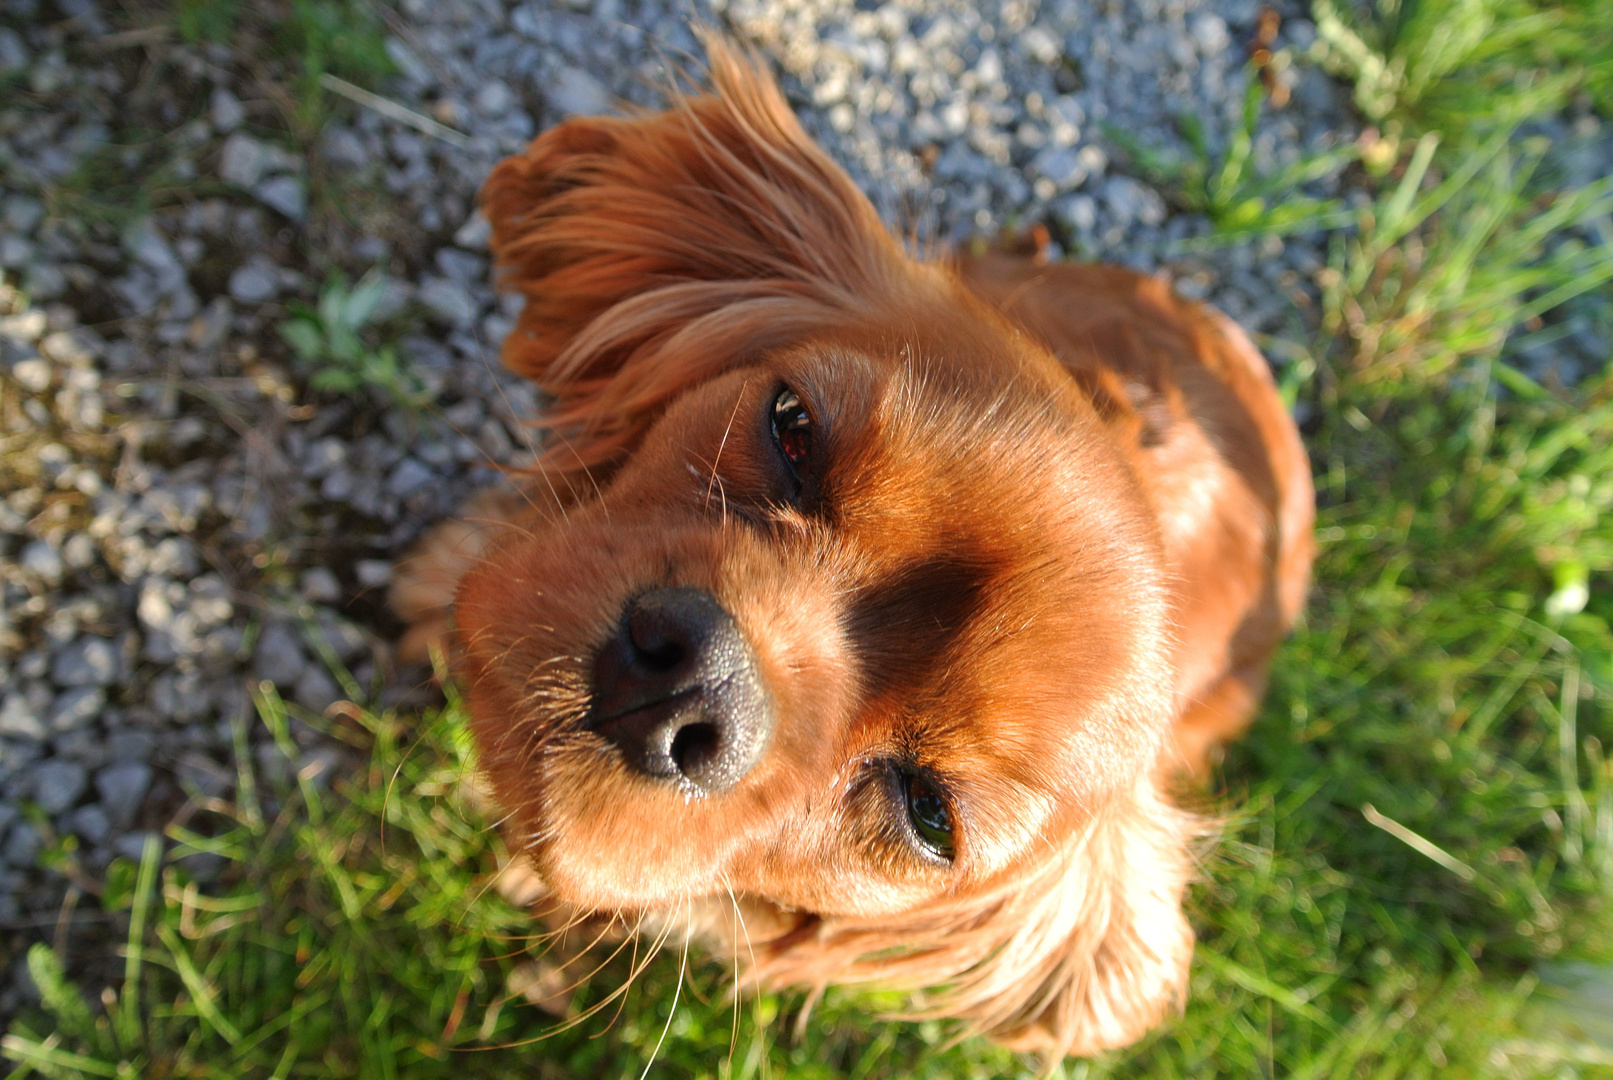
[527, 846, 707, 912]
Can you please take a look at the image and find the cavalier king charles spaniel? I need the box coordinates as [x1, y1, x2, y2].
[392, 37, 1313, 1059]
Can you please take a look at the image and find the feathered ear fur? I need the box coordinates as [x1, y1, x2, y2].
[742, 780, 1200, 1062]
[482, 37, 929, 480]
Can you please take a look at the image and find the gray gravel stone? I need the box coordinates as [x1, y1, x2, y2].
[219, 132, 270, 188]
[0, 234, 33, 268]
[50, 636, 120, 687]
[0, 27, 26, 75]
[228, 258, 280, 302]
[68, 804, 111, 845]
[434, 247, 486, 285]
[255, 175, 306, 220]
[454, 212, 491, 250]
[144, 538, 197, 580]
[321, 125, 369, 168]
[49, 686, 104, 732]
[11, 356, 51, 392]
[387, 457, 435, 497]
[31, 759, 88, 814]
[549, 66, 610, 116]
[1100, 175, 1167, 229]
[112, 831, 161, 862]
[95, 762, 152, 828]
[300, 567, 342, 603]
[4, 823, 42, 868]
[417, 275, 479, 327]
[1, 203, 44, 249]
[211, 85, 245, 132]
[1031, 145, 1088, 191]
[0, 693, 46, 741]
[20, 540, 63, 583]
[294, 666, 342, 713]
[107, 729, 157, 764]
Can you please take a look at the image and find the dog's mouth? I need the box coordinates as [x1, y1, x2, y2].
[586, 587, 772, 795]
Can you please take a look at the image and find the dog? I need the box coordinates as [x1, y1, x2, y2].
[391, 38, 1313, 1059]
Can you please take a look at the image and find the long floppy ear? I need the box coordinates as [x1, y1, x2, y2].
[743, 779, 1200, 1061]
[974, 783, 1201, 1059]
[482, 36, 925, 479]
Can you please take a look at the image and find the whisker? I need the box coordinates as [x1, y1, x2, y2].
[639, 893, 691, 1080]
[705, 378, 751, 510]
[547, 426, 613, 527]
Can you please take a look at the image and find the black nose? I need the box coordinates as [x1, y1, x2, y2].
[589, 587, 772, 794]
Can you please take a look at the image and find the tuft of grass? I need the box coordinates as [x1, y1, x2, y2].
[279, 270, 432, 414]
[170, 0, 395, 131]
[1104, 70, 1359, 245]
[1318, 128, 1613, 389]
[1312, 0, 1613, 144]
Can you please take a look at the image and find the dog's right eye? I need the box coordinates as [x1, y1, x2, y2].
[770, 386, 812, 478]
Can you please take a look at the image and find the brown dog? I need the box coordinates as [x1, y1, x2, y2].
[392, 40, 1313, 1059]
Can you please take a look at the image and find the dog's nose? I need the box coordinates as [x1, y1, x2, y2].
[589, 587, 772, 793]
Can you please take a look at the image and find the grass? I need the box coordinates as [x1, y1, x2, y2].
[9, 365, 1613, 1079]
[6, 2, 1613, 1079]
[1312, 0, 1613, 139]
[172, 0, 395, 132]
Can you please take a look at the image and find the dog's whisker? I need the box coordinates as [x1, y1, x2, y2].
[638, 893, 692, 1080]
[703, 377, 750, 511]
[718, 870, 759, 1062]
[547, 426, 613, 527]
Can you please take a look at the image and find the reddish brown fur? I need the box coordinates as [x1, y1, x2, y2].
[392, 37, 1313, 1061]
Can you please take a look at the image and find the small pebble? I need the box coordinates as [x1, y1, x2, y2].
[50, 636, 120, 688]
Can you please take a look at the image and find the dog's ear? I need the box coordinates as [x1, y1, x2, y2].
[482, 36, 919, 477]
[744, 780, 1198, 1061]
[971, 785, 1199, 1060]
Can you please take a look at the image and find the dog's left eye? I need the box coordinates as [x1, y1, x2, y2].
[770, 387, 811, 475]
[901, 769, 955, 861]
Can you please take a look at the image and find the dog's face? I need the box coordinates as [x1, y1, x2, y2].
[448, 39, 1205, 1058]
[458, 321, 1175, 916]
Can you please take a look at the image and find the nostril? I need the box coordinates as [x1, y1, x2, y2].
[670, 721, 720, 778]
[628, 626, 686, 672]
[626, 601, 693, 673]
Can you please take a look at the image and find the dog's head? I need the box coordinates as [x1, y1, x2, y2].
[455, 40, 1198, 1057]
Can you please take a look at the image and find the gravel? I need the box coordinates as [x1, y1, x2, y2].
[2, 0, 1609, 1029]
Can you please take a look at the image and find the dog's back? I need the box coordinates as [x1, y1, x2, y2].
[957, 256, 1314, 772]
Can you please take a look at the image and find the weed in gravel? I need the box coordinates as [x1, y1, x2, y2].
[171, 0, 394, 130]
[1105, 71, 1358, 245]
[279, 270, 432, 414]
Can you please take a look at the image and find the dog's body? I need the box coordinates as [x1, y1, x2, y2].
[393, 42, 1312, 1058]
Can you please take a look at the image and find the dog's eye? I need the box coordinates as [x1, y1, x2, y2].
[770, 387, 811, 474]
[902, 770, 955, 861]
